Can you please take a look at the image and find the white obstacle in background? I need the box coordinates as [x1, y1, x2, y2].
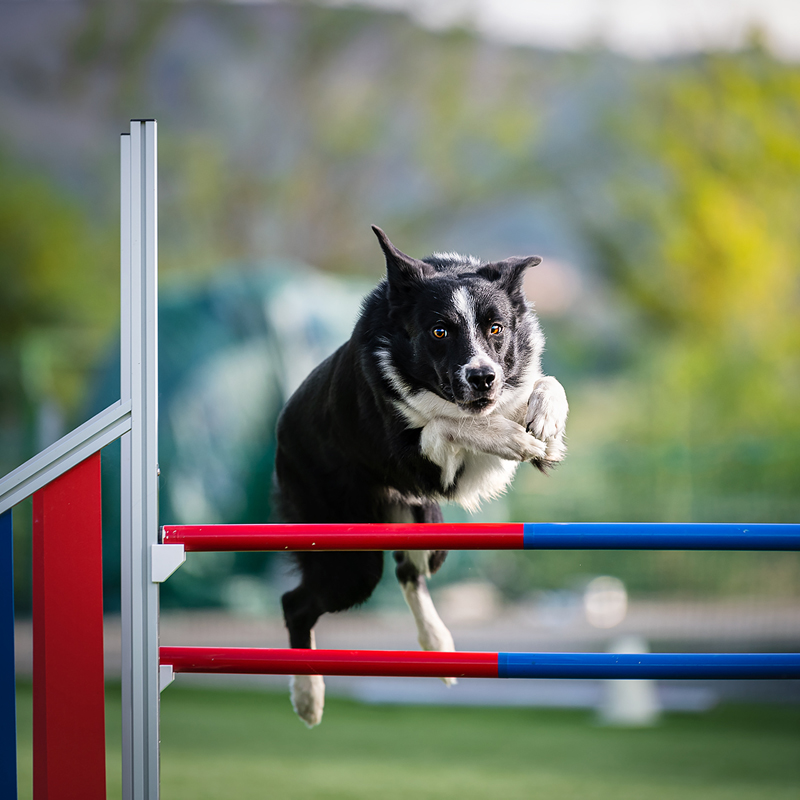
[583, 576, 661, 725]
[600, 635, 662, 726]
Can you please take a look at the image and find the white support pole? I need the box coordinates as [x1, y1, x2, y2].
[121, 119, 161, 800]
[121, 125, 132, 800]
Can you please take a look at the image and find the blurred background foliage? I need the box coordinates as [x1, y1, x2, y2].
[1, 3, 798, 612]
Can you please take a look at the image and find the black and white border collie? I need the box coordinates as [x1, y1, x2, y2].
[274, 227, 568, 726]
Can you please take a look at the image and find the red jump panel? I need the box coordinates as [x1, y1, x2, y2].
[160, 646, 499, 679]
[33, 453, 106, 800]
[161, 522, 525, 552]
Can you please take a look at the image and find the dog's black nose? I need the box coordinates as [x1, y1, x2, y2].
[466, 367, 495, 393]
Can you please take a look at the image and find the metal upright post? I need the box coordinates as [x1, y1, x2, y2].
[120, 120, 132, 800]
[121, 119, 160, 800]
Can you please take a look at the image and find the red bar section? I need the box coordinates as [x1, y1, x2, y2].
[160, 647, 499, 679]
[33, 453, 106, 800]
[160, 523, 525, 552]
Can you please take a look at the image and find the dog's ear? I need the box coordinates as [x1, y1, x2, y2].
[478, 255, 541, 294]
[372, 225, 433, 299]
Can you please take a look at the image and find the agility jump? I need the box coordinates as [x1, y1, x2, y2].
[0, 120, 798, 800]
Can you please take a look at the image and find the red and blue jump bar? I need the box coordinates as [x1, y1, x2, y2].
[159, 523, 800, 682]
[160, 647, 800, 680]
[161, 522, 800, 552]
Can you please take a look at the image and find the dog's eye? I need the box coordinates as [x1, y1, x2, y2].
[489, 323, 503, 335]
[431, 326, 448, 339]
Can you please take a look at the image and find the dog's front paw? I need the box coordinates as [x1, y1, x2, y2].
[545, 436, 567, 463]
[515, 429, 548, 463]
[526, 376, 568, 460]
[290, 674, 325, 728]
[492, 418, 548, 462]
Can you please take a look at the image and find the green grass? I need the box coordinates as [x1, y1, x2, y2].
[14, 682, 800, 799]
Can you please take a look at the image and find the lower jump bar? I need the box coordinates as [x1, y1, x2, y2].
[160, 522, 800, 552]
[159, 647, 800, 680]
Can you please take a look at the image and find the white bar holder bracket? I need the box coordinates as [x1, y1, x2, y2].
[158, 665, 174, 693]
[151, 544, 185, 583]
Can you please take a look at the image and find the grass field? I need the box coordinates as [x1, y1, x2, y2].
[14, 682, 800, 799]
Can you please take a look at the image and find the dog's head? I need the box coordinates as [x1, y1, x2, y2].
[373, 225, 541, 415]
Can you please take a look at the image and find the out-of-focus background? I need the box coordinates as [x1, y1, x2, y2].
[3, 2, 799, 798]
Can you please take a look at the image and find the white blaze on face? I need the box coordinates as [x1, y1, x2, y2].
[452, 286, 502, 384]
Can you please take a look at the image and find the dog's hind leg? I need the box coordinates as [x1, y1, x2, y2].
[394, 504, 457, 685]
[282, 551, 385, 726]
[288, 643, 325, 728]
[282, 584, 325, 727]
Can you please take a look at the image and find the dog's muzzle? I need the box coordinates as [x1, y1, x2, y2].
[465, 366, 495, 393]
[453, 363, 502, 413]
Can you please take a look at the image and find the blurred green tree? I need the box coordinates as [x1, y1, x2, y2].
[502, 46, 800, 599]
[570, 45, 800, 523]
[0, 151, 116, 467]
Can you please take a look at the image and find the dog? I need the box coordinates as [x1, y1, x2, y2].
[274, 226, 568, 726]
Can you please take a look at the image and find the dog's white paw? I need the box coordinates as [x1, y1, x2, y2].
[402, 579, 458, 686]
[290, 674, 325, 728]
[417, 614, 458, 686]
[515, 429, 548, 462]
[545, 436, 567, 462]
[418, 617, 455, 654]
[491, 419, 547, 462]
[526, 376, 568, 459]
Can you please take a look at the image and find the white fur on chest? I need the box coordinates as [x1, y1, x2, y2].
[450, 451, 520, 512]
[417, 415, 524, 512]
[377, 347, 537, 512]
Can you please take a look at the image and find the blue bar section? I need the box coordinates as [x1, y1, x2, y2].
[0, 510, 17, 798]
[497, 652, 800, 679]
[523, 522, 800, 551]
